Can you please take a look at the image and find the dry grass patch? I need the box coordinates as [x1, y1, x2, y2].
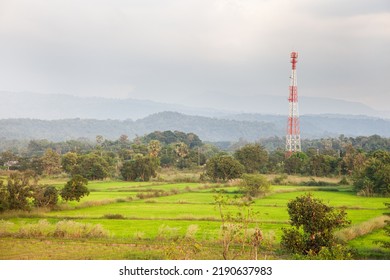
[336, 215, 388, 243]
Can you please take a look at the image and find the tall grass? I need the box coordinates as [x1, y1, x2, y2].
[0, 220, 15, 237]
[335, 215, 388, 243]
[0, 219, 110, 238]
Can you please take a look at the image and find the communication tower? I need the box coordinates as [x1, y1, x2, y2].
[286, 51, 301, 155]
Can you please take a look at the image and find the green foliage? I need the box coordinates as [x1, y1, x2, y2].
[143, 130, 202, 148]
[306, 154, 338, 177]
[205, 155, 244, 182]
[299, 179, 338, 186]
[234, 144, 269, 173]
[338, 176, 350, 185]
[40, 148, 61, 175]
[61, 152, 78, 174]
[0, 172, 60, 211]
[281, 193, 350, 255]
[120, 155, 158, 181]
[284, 152, 307, 174]
[33, 185, 59, 208]
[292, 244, 354, 260]
[240, 174, 271, 197]
[377, 203, 390, 249]
[353, 150, 390, 196]
[0, 172, 36, 211]
[74, 153, 110, 180]
[60, 175, 89, 202]
[272, 174, 288, 185]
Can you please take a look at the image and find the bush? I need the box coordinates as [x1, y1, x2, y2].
[338, 176, 350, 185]
[103, 214, 125, 219]
[33, 185, 58, 208]
[240, 174, 271, 197]
[61, 175, 89, 202]
[281, 193, 350, 255]
[299, 179, 337, 186]
[272, 174, 288, 185]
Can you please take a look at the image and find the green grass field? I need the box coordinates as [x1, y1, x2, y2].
[1, 177, 389, 260]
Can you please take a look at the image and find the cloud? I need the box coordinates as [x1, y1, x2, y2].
[0, 0, 388, 109]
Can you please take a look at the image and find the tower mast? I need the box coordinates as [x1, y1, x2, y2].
[286, 51, 301, 155]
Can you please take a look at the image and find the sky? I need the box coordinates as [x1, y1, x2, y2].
[0, 0, 389, 110]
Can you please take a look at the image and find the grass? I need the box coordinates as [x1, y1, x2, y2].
[1, 175, 389, 260]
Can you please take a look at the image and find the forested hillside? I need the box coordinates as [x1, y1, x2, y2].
[1, 111, 390, 142]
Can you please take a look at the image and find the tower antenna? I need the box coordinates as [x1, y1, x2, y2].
[286, 51, 301, 156]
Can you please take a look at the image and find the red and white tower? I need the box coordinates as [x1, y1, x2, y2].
[286, 51, 301, 155]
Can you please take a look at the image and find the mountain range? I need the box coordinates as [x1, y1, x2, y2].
[0, 92, 389, 142]
[0, 112, 390, 142]
[1, 91, 389, 120]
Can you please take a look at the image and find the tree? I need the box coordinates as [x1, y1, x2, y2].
[41, 148, 61, 175]
[205, 155, 244, 182]
[284, 152, 307, 174]
[60, 175, 89, 202]
[353, 150, 390, 196]
[74, 153, 110, 180]
[0, 172, 37, 211]
[234, 144, 268, 173]
[61, 152, 78, 174]
[240, 174, 270, 197]
[148, 140, 161, 158]
[120, 155, 158, 181]
[175, 142, 190, 169]
[33, 185, 59, 208]
[281, 193, 350, 255]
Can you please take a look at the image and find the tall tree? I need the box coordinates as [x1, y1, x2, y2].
[120, 154, 157, 181]
[205, 155, 244, 182]
[41, 148, 61, 175]
[234, 144, 268, 173]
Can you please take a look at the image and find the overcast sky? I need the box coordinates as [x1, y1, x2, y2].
[0, 0, 389, 110]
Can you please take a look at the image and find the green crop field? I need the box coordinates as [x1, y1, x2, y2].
[1, 178, 389, 260]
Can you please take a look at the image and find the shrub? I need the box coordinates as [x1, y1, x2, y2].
[240, 174, 271, 197]
[61, 175, 89, 202]
[33, 185, 58, 208]
[103, 214, 125, 219]
[272, 174, 288, 185]
[338, 176, 350, 185]
[281, 193, 350, 255]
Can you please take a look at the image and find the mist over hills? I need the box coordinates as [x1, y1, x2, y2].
[1, 111, 390, 142]
[1, 92, 390, 142]
[1, 91, 389, 120]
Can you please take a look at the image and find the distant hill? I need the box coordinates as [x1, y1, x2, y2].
[223, 113, 390, 139]
[1, 112, 390, 142]
[1, 91, 389, 120]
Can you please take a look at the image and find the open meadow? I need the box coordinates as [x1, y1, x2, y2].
[1, 174, 389, 260]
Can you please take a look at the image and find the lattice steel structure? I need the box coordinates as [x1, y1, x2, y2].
[286, 51, 301, 155]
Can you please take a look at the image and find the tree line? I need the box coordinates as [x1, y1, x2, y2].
[1, 131, 389, 197]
